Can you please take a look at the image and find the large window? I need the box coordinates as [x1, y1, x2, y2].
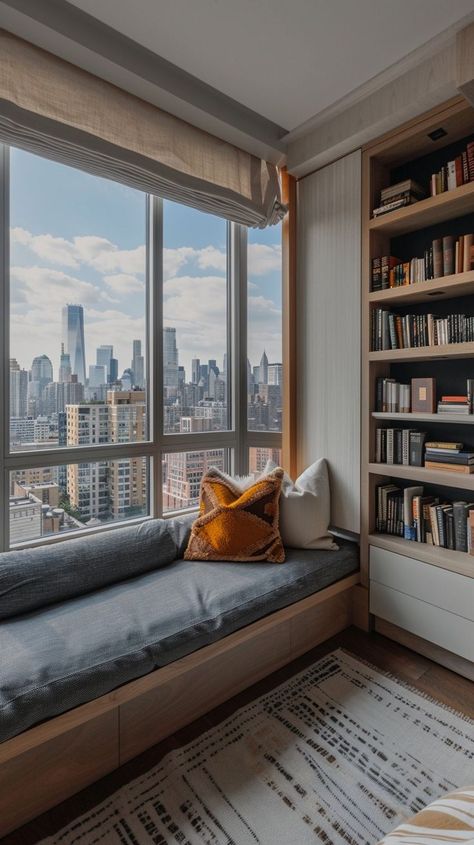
[0, 145, 282, 548]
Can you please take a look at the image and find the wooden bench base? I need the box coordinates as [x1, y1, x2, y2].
[0, 573, 359, 837]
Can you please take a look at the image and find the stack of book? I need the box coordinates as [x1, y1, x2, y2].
[371, 308, 474, 350]
[370, 233, 474, 290]
[376, 483, 474, 552]
[437, 392, 473, 415]
[372, 179, 426, 217]
[430, 140, 474, 195]
[375, 429, 425, 465]
[375, 378, 410, 413]
[424, 441, 474, 474]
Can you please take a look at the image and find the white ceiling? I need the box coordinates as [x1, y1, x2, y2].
[68, 0, 474, 131]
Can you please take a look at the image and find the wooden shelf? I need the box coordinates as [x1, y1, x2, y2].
[368, 533, 474, 578]
[369, 181, 474, 235]
[369, 461, 474, 490]
[372, 412, 474, 425]
[369, 342, 474, 362]
[368, 271, 474, 306]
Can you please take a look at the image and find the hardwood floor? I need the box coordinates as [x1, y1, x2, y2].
[2, 627, 473, 845]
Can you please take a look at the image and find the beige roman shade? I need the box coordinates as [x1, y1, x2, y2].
[0, 29, 285, 227]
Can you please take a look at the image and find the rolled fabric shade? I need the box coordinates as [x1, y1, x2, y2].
[0, 29, 286, 227]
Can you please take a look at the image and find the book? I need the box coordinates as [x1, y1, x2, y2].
[425, 461, 474, 473]
[464, 234, 474, 272]
[425, 441, 463, 450]
[442, 235, 455, 276]
[433, 239, 444, 278]
[453, 501, 469, 552]
[411, 378, 436, 413]
[380, 179, 425, 200]
[372, 196, 419, 217]
[409, 431, 426, 467]
[403, 486, 423, 540]
[425, 452, 474, 465]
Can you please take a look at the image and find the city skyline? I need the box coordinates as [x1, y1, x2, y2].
[10, 148, 282, 379]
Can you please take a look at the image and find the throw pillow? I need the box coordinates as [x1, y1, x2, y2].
[264, 458, 338, 550]
[184, 466, 285, 563]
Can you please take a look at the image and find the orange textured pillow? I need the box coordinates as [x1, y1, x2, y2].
[184, 467, 285, 563]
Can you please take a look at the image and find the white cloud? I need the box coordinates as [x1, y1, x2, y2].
[195, 245, 227, 273]
[11, 227, 146, 276]
[248, 243, 281, 276]
[11, 227, 79, 268]
[103, 273, 144, 296]
[163, 246, 196, 280]
[10, 266, 114, 308]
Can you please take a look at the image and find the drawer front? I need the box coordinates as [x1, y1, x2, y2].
[370, 581, 474, 662]
[370, 545, 474, 621]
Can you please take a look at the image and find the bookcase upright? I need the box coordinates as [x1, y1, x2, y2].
[361, 97, 474, 677]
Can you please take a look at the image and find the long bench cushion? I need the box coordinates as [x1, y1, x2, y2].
[0, 514, 195, 621]
[0, 541, 358, 743]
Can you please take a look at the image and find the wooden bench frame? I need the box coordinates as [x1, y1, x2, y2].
[0, 573, 362, 837]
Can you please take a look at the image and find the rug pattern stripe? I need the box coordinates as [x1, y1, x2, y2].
[39, 650, 474, 845]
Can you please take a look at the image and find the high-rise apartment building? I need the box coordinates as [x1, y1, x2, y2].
[107, 390, 147, 519]
[62, 304, 86, 385]
[162, 449, 224, 510]
[66, 403, 109, 521]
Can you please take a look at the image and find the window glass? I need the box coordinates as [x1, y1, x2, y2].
[249, 447, 282, 477]
[163, 201, 228, 434]
[247, 222, 282, 432]
[9, 148, 148, 452]
[162, 449, 228, 512]
[9, 457, 149, 546]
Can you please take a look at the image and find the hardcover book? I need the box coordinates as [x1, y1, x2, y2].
[411, 378, 436, 413]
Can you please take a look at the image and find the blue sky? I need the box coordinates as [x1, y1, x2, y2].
[9, 147, 282, 380]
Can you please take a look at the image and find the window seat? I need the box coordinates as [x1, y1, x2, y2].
[0, 515, 360, 836]
[0, 517, 358, 745]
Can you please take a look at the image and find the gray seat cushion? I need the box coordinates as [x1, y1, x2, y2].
[0, 513, 195, 621]
[0, 541, 358, 743]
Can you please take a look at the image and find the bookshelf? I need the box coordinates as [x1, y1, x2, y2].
[361, 97, 474, 672]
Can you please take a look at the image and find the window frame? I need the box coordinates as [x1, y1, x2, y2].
[0, 146, 282, 551]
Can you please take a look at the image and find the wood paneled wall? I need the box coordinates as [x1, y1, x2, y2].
[296, 150, 362, 534]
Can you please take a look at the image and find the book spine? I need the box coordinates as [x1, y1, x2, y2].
[453, 502, 468, 552]
[442, 235, 454, 276]
[432, 239, 443, 278]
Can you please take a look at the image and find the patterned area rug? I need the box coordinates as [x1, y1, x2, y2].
[41, 649, 474, 845]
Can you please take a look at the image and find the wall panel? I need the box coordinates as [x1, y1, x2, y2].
[297, 151, 361, 533]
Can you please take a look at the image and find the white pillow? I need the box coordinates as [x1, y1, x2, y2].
[264, 458, 338, 550]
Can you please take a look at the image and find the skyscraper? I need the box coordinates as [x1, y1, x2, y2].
[9, 359, 28, 418]
[131, 339, 145, 388]
[268, 363, 282, 385]
[96, 345, 113, 382]
[62, 304, 86, 385]
[88, 364, 107, 388]
[191, 358, 201, 384]
[58, 343, 72, 383]
[28, 354, 53, 416]
[163, 327, 178, 393]
[259, 350, 269, 385]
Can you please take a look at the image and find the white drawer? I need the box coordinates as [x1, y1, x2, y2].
[370, 545, 474, 622]
[370, 581, 474, 662]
